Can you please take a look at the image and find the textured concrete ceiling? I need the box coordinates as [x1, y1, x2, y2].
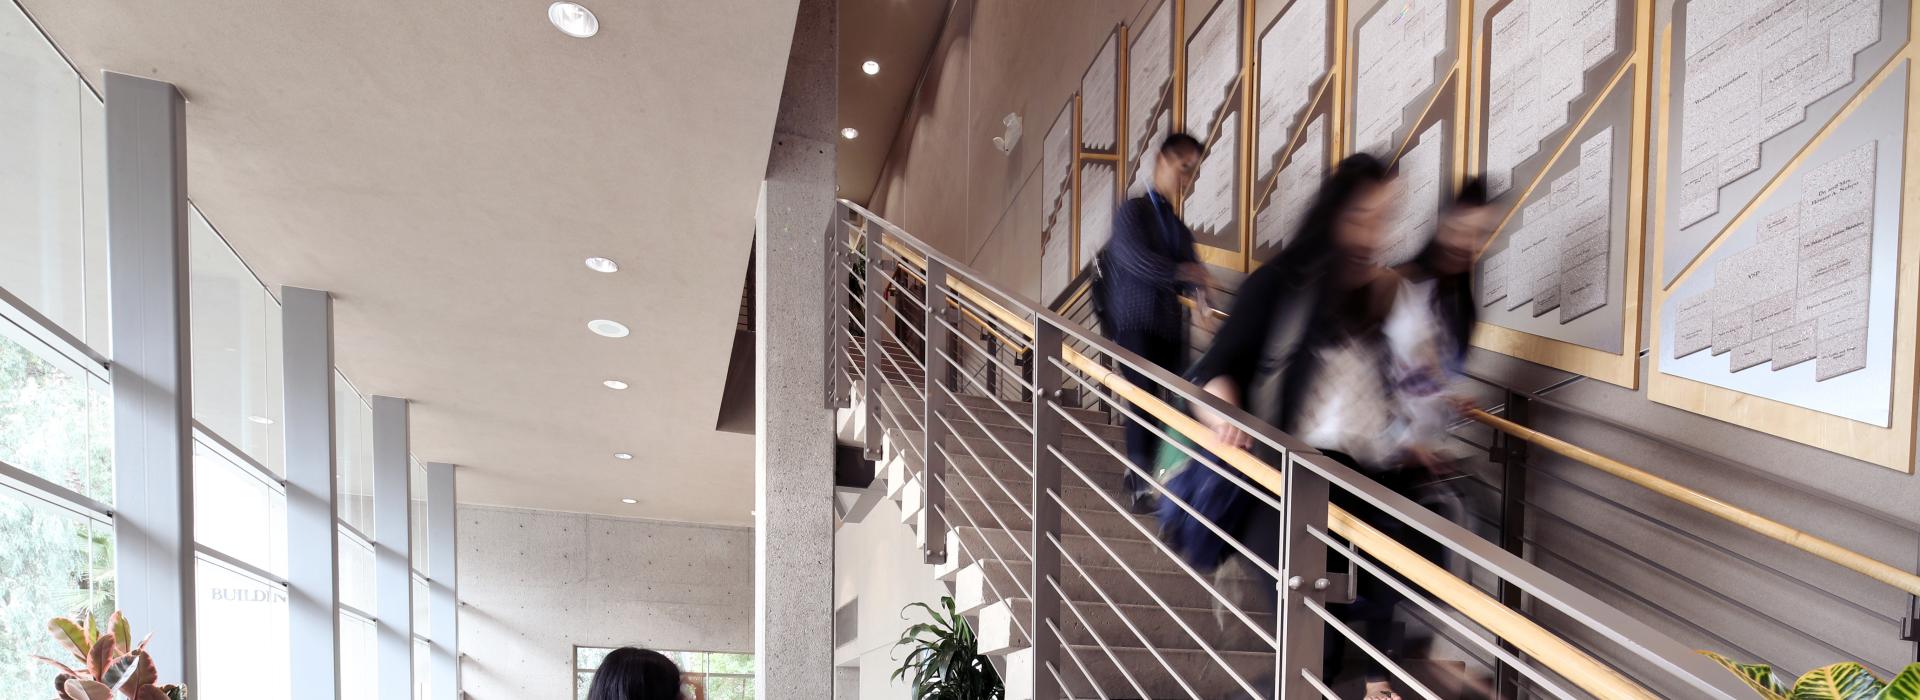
[20, 0, 800, 524]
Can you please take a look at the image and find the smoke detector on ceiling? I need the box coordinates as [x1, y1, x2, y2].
[991, 113, 1022, 155]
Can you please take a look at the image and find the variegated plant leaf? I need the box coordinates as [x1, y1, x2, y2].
[1878, 664, 1920, 700]
[50, 618, 90, 663]
[65, 678, 112, 700]
[1700, 651, 1789, 699]
[1791, 662, 1883, 700]
[109, 612, 131, 656]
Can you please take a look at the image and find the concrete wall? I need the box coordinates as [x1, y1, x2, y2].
[457, 505, 754, 699]
[863, 0, 1920, 682]
[833, 495, 953, 700]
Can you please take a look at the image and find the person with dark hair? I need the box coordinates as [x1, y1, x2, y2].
[1179, 153, 1416, 699]
[1092, 131, 1216, 513]
[584, 647, 685, 700]
[1386, 176, 1495, 466]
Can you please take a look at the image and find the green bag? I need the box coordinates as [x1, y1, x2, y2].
[1153, 429, 1202, 482]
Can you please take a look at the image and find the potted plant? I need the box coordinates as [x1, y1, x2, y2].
[892, 596, 1003, 699]
[34, 611, 187, 700]
[1702, 651, 1918, 699]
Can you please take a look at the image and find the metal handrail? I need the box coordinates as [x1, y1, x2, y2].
[832, 199, 1753, 699]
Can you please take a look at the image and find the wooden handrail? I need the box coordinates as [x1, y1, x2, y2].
[1162, 276, 1920, 599]
[869, 231, 1659, 700]
[1475, 410, 1920, 598]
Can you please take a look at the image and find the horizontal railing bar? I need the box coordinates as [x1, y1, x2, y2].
[934, 443, 1035, 548]
[1522, 529, 1788, 677]
[932, 347, 1033, 432]
[870, 390, 927, 462]
[1044, 629, 1114, 700]
[934, 383, 1032, 472]
[935, 429, 1034, 520]
[869, 294, 932, 350]
[1307, 526, 1579, 700]
[1045, 575, 1135, 700]
[1519, 459, 1899, 625]
[1301, 597, 1444, 700]
[933, 472, 1035, 609]
[941, 286, 1036, 351]
[1050, 453, 1279, 649]
[1051, 404, 1282, 581]
[937, 315, 1037, 394]
[1476, 409, 1920, 598]
[1302, 669, 1341, 700]
[1048, 531, 1212, 700]
[868, 340, 929, 405]
[1054, 358, 1286, 514]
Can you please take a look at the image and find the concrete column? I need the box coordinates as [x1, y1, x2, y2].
[426, 462, 460, 700]
[754, 0, 837, 696]
[105, 70, 196, 685]
[372, 396, 414, 699]
[283, 287, 341, 700]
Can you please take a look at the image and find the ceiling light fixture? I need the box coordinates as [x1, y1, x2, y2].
[248, 415, 275, 425]
[862, 60, 881, 75]
[841, 127, 859, 140]
[548, 2, 599, 38]
[603, 379, 630, 390]
[584, 256, 620, 273]
[621, 498, 638, 504]
[587, 319, 630, 338]
[614, 452, 634, 460]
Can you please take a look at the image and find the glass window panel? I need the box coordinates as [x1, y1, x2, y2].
[340, 612, 377, 698]
[194, 556, 289, 699]
[0, 3, 106, 348]
[576, 671, 595, 700]
[576, 646, 613, 670]
[0, 320, 112, 503]
[411, 574, 429, 632]
[335, 373, 374, 532]
[708, 652, 753, 676]
[413, 637, 431, 700]
[338, 527, 376, 612]
[410, 457, 428, 572]
[0, 487, 114, 697]
[192, 439, 286, 574]
[706, 675, 754, 700]
[189, 208, 284, 476]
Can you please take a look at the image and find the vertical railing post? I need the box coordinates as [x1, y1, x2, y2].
[984, 334, 1000, 398]
[861, 229, 883, 461]
[824, 207, 846, 409]
[1029, 319, 1066, 700]
[1494, 389, 1532, 700]
[921, 259, 954, 564]
[1277, 452, 1333, 699]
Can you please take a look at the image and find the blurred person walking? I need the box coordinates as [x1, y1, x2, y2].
[1093, 132, 1218, 513]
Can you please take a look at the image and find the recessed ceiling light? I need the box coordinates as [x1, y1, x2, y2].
[248, 415, 275, 425]
[584, 256, 619, 273]
[614, 452, 634, 460]
[603, 379, 630, 390]
[621, 498, 637, 504]
[548, 2, 599, 38]
[841, 127, 859, 140]
[588, 319, 630, 338]
[862, 60, 881, 75]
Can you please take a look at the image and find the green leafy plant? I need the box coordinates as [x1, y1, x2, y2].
[892, 596, 1004, 700]
[1702, 652, 1920, 699]
[34, 611, 187, 700]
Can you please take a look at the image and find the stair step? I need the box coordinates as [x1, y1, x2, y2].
[977, 597, 1274, 655]
[938, 525, 1189, 582]
[955, 559, 1257, 616]
[1004, 644, 1275, 700]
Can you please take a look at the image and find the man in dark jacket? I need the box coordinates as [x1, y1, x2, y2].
[1094, 132, 1215, 512]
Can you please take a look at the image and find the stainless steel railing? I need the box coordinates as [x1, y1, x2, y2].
[822, 198, 1755, 699]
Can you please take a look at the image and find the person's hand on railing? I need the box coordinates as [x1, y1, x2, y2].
[1192, 290, 1219, 334]
[1194, 376, 1254, 451]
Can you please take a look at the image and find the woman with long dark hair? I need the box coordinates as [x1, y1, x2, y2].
[1386, 177, 1493, 466]
[584, 647, 685, 700]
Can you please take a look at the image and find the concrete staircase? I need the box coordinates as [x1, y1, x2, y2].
[853, 337, 1280, 699]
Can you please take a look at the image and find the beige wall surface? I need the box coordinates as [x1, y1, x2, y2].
[865, 0, 1920, 680]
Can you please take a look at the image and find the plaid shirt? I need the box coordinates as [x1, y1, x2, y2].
[1097, 192, 1199, 339]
